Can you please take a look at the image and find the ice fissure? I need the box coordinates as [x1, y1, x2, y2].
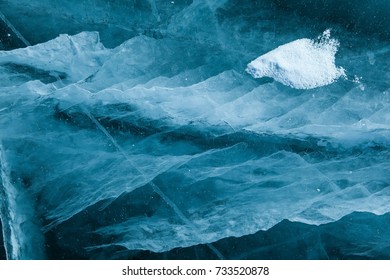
[0, 0, 389, 259]
[82, 105, 225, 259]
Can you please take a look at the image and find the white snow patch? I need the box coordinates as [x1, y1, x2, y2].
[246, 30, 346, 89]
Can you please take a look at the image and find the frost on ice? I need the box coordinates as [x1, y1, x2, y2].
[246, 30, 346, 89]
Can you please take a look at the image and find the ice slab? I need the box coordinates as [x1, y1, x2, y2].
[0, 31, 111, 82]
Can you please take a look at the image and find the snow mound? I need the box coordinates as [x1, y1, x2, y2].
[246, 30, 346, 89]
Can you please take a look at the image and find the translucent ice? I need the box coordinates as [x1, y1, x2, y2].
[0, 0, 389, 260]
[0, 32, 111, 82]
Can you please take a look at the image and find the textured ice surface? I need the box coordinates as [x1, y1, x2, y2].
[119, 212, 390, 260]
[0, 0, 389, 259]
[246, 30, 346, 89]
[0, 32, 111, 82]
